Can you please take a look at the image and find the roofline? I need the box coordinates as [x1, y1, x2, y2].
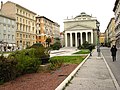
[36, 15, 60, 26]
[6, 1, 37, 15]
[113, 0, 119, 12]
[106, 17, 115, 29]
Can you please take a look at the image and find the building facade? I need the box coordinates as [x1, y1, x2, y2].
[113, 0, 120, 47]
[1, 1, 36, 49]
[99, 33, 105, 46]
[36, 16, 60, 46]
[0, 10, 16, 51]
[64, 12, 99, 47]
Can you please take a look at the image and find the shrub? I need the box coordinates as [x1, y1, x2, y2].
[77, 41, 95, 49]
[8, 48, 41, 75]
[49, 57, 63, 70]
[30, 44, 50, 64]
[51, 42, 61, 50]
[0, 55, 17, 84]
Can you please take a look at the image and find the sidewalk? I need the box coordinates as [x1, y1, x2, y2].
[63, 49, 118, 90]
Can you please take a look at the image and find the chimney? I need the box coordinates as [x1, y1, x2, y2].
[1, 1, 3, 10]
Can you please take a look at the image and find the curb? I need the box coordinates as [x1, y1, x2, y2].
[55, 54, 90, 90]
[101, 53, 120, 90]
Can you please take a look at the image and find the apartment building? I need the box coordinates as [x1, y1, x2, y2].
[36, 16, 60, 46]
[113, 0, 120, 47]
[105, 18, 116, 47]
[0, 10, 16, 51]
[1, 1, 36, 49]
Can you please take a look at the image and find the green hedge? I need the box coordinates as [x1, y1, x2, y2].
[0, 55, 17, 84]
[49, 57, 63, 70]
[8, 48, 41, 75]
[0, 48, 41, 84]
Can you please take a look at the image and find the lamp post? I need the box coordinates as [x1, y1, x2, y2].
[96, 22, 100, 57]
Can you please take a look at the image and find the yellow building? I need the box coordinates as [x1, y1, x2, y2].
[36, 16, 60, 46]
[99, 33, 105, 46]
[1, 1, 36, 49]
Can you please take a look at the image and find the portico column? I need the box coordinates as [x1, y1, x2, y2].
[70, 33, 73, 47]
[86, 32, 88, 42]
[91, 31, 93, 44]
[75, 32, 78, 47]
[80, 32, 83, 45]
[65, 33, 68, 47]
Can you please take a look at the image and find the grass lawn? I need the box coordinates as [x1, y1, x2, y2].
[50, 56, 86, 64]
[74, 49, 90, 54]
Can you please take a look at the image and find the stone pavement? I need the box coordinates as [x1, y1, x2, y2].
[50, 47, 79, 57]
[64, 48, 119, 90]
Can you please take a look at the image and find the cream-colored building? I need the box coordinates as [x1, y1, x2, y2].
[1, 1, 36, 49]
[108, 18, 115, 46]
[113, 0, 120, 47]
[64, 12, 99, 47]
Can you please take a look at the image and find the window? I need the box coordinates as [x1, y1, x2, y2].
[8, 27, 10, 32]
[20, 10, 22, 14]
[20, 34, 22, 38]
[29, 21, 30, 25]
[8, 19, 10, 24]
[26, 35, 28, 38]
[26, 26, 28, 32]
[23, 19, 24, 23]
[17, 24, 18, 30]
[8, 34, 10, 39]
[12, 21, 15, 25]
[29, 14, 30, 18]
[20, 18, 22, 23]
[20, 24, 22, 31]
[26, 13, 27, 17]
[4, 26, 6, 30]
[23, 25, 25, 31]
[23, 34, 25, 38]
[17, 9, 19, 13]
[26, 20, 27, 24]
[3, 18, 6, 23]
[3, 34, 6, 39]
[17, 17, 18, 21]
[23, 11, 25, 15]
[17, 33, 19, 37]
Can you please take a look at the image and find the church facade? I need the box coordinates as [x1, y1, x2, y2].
[64, 12, 100, 47]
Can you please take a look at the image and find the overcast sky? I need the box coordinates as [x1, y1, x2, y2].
[1, 0, 115, 32]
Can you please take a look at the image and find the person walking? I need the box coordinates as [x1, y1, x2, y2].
[110, 45, 117, 62]
[88, 45, 93, 56]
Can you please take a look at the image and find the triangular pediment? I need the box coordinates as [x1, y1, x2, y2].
[65, 24, 93, 31]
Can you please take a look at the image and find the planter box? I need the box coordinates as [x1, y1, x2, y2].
[41, 57, 50, 64]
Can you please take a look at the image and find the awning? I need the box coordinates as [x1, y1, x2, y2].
[13, 44, 17, 46]
[7, 43, 17, 46]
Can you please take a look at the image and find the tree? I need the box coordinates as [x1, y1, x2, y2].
[46, 37, 51, 47]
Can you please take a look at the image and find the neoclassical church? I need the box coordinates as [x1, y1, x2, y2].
[64, 12, 100, 47]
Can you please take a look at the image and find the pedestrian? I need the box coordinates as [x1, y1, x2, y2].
[110, 45, 117, 62]
[88, 45, 92, 56]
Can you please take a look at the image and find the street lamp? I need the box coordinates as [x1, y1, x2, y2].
[96, 22, 100, 57]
